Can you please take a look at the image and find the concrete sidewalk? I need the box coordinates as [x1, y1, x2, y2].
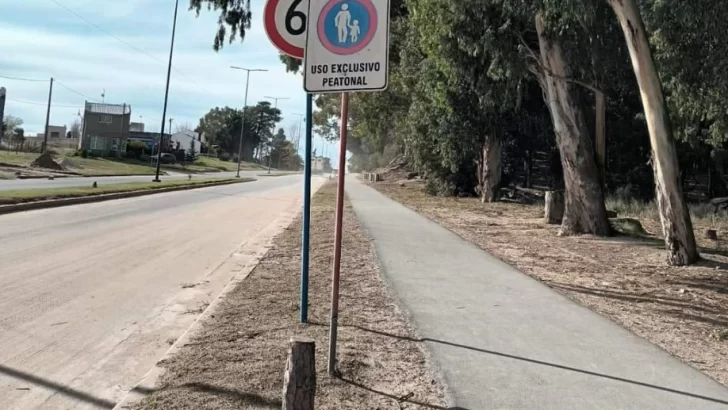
[346, 177, 728, 410]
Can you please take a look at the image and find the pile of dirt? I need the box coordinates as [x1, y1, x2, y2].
[30, 152, 63, 171]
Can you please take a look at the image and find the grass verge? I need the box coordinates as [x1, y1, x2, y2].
[132, 182, 445, 410]
[370, 179, 728, 388]
[0, 178, 251, 205]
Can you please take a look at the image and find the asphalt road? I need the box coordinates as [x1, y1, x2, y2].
[0, 174, 324, 409]
[0, 171, 256, 191]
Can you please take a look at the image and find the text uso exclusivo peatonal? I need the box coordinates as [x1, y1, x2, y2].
[310, 62, 382, 87]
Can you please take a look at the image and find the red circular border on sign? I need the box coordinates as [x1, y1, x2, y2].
[317, 0, 377, 55]
[264, 0, 305, 59]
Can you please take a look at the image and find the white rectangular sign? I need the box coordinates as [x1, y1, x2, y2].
[303, 0, 390, 93]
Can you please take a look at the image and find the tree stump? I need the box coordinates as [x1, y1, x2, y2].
[282, 337, 316, 410]
[544, 190, 564, 224]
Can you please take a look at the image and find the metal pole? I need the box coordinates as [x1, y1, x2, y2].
[42, 77, 54, 154]
[236, 70, 250, 178]
[0, 87, 6, 150]
[264, 96, 289, 173]
[268, 99, 278, 174]
[328, 92, 349, 375]
[153, 0, 179, 182]
[301, 93, 313, 323]
[231, 66, 267, 176]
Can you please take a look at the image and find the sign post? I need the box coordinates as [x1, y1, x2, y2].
[264, 0, 314, 324]
[302, 0, 390, 375]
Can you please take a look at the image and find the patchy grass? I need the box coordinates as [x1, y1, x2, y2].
[0, 152, 158, 176]
[132, 182, 445, 410]
[194, 156, 267, 172]
[371, 179, 728, 388]
[0, 178, 251, 205]
[63, 157, 158, 176]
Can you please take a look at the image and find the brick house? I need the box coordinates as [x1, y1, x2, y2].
[80, 102, 131, 157]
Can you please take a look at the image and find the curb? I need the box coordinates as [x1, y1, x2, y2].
[0, 179, 253, 215]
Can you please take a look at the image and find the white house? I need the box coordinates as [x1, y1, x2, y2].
[170, 131, 206, 150]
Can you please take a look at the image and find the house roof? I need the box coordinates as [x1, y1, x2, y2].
[85, 102, 131, 115]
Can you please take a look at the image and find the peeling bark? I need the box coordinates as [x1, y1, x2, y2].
[536, 14, 610, 236]
[478, 135, 502, 203]
[607, 0, 698, 265]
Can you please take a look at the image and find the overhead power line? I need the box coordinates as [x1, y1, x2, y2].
[8, 98, 81, 108]
[48, 0, 204, 89]
[0, 74, 48, 82]
[55, 80, 101, 103]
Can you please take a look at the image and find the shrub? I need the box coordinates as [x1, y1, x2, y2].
[219, 152, 231, 162]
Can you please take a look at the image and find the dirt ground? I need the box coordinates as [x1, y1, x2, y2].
[371, 180, 728, 388]
[133, 183, 446, 410]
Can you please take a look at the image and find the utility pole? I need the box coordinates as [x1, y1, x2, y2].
[230, 66, 268, 178]
[153, 0, 179, 182]
[42, 77, 54, 154]
[264, 95, 289, 173]
[0, 87, 6, 150]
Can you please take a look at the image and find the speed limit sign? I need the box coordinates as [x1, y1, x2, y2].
[264, 0, 308, 59]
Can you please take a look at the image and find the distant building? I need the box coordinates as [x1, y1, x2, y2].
[129, 122, 145, 132]
[128, 131, 170, 152]
[35, 125, 67, 140]
[79, 102, 131, 157]
[170, 130, 206, 151]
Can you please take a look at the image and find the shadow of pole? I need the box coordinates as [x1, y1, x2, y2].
[339, 377, 469, 410]
[0, 364, 115, 409]
[132, 382, 281, 408]
[338, 325, 728, 407]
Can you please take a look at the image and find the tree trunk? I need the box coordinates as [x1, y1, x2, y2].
[595, 91, 606, 185]
[478, 135, 502, 203]
[282, 337, 316, 410]
[607, 0, 698, 265]
[544, 190, 565, 224]
[524, 150, 533, 188]
[536, 14, 610, 236]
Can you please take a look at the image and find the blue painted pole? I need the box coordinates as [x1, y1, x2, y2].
[300, 93, 313, 323]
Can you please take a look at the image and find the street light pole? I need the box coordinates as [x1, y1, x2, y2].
[42, 77, 54, 154]
[153, 0, 180, 182]
[230, 66, 268, 178]
[264, 95, 289, 174]
[292, 113, 304, 153]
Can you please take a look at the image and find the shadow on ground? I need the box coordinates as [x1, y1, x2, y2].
[326, 324, 728, 407]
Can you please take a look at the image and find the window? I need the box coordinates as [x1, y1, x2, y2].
[51, 132, 60, 138]
[98, 114, 113, 124]
[90, 136, 105, 150]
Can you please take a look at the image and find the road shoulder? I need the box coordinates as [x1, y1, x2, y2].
[122, 182, 446, 410]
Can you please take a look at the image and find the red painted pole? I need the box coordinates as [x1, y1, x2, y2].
[328, 92, 349, 376]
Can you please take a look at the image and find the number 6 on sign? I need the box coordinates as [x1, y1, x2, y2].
[264, 0, 309, 59]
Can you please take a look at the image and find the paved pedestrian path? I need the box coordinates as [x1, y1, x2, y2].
[346, 176, 728, 410]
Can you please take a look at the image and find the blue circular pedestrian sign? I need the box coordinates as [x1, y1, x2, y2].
[317, 0, 378, 55]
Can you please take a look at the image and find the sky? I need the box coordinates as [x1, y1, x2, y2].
[0, 0, 340, 165]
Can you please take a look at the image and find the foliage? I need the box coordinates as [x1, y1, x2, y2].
[195, 101, 280, 161]
[189, 0, 252, 51]
[3, 115, 23, 142]
[187, 139, 198, 162]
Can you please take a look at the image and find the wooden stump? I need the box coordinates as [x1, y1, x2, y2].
[544, 190, 564, 224]
[282, 337, 316, 410]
